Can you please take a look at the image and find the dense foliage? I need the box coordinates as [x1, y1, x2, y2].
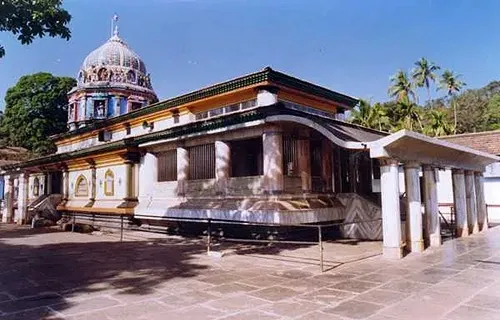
[350, 57, 500, 136]
[0, 0, 71, 57]
[0, 73, 76, 155]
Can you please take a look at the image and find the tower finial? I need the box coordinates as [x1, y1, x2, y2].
[111, 14, 119, 37]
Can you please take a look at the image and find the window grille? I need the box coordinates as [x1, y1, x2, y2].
[189, 144, 215, 180]
[157, 150, 178, 182]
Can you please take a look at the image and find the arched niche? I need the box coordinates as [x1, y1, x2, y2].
[75, 175, 89, 197]
[104, 169, 114, 196]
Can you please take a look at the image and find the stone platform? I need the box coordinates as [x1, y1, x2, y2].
[0, 224, 499, 319]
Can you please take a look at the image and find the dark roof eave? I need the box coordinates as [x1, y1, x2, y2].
[4, 105, 383, 172]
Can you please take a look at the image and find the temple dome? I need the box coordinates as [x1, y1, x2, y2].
[76, 30, 154, 92]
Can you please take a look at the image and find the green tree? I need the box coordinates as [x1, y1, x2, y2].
[396, 96, 423, 131]
[350, 99, 372, 128]
[412, 57, 440, 106]
[389, 70, 416, 102]
[350, 100, 390, 131]
[423, 109, 453, 137]
[0, 72, 76, 155]
[438, 70, 466, 133]
[0, 0, 71, 57]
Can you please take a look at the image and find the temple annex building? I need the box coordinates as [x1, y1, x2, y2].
[1, 25, 499, 260]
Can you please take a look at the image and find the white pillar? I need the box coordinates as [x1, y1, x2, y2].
[62, 169, 69, 201]
[423, 166, 441, 247]
[177, 147, 189, 196]
[17, 173, 28, 224]
[380, 158, 403, 259]
[2, 175, 13, 223]
[215, 141, 231, 195]
[297, 130, 311, 193]
[263, 125, 284, 194]
[452, 169, 468, 237]
[465, 170, 479, 234]
[140, 152, 157, 198]
[404, 162, 423, 253]
[475, 172, 488, 231]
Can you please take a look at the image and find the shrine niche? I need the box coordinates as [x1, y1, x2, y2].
[93, 100, 106, 118]
[75, 175, 89, 197]
[33, 177, 40, 197]
[104, 169, 115, 196]
[127, 70, 136, 83]
[97, 68, 109, 81]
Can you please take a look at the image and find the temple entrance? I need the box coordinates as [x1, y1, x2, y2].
[51, 172, 63, 194]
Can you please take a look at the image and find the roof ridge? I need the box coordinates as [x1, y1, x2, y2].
[440, 129, 500, 139]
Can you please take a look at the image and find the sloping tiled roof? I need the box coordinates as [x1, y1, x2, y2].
[52, 67, 359, 142]
[440, 130, 500, 156]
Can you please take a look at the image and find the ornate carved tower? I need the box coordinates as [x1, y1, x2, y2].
[67, 17, 157, 130]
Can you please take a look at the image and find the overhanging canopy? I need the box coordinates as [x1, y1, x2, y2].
[369, 130, 500, 171]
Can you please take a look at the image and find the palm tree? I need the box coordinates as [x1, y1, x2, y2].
[371, 103, 391, 131]
[397, 96, 423, 131]
[438, 70, 466, 133]
[412, 57, 440, 106]
[423, 109, 453, 137]
[350, 99, 372, 128]
[388, 70, 416, 102]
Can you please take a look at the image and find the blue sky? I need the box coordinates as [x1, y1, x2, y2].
[1, 0, 500, 108]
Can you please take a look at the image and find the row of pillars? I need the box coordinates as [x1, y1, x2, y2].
[172, 125, 332, 195]
[381, 159, 488, 259]
[2, 174, 29, 224]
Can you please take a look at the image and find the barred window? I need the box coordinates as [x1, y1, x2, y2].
[283, 136, 299, 176]
[189, 144, 215, 180]
[157, 150, 177, 182]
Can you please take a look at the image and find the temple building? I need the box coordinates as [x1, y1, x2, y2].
[1, 23, 498, 259]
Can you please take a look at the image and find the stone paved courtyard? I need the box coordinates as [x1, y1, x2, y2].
[0, 224, 500, 320]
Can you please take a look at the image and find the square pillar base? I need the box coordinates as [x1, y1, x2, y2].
[456, 227, 469, 238]
[383, 246, 403, 259]
[429, 234, 442, 247]
[408, 240, 425, 253]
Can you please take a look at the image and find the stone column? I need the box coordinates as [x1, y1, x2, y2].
[452, 169, 468, 237]
[475, 172, 488, 231]
[297, 129, 311, 193]
[177, 147, 189, 196]
[62, 168, 69, 201]
[380, 158, 403, 259]
[17, 173, 28, 224]
[140, 152, 157, 198]
[215, 141, 231, 195]
[46, 173, 52, 195]
[465, 170, 479, 234]
[423, 165, 441, 247]
[404, 162, 424, 253]
[89, 163, 96, 204]
[263, 125, 284, 194]
[124, 160, 136, 201]
[321, 139, 333, 192]
[2, 176, 13, 223]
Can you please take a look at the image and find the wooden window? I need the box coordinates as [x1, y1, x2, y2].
[231, 138, 263, 177]
[104, 169, 114, 196]
[157, 150, 177, 182]
[75, 175, 89, 197]
[283, 136, 299, 176]
[189, 144, 215, 180]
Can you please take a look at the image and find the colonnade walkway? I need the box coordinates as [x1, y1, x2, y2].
[0, 224, 499, 319]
